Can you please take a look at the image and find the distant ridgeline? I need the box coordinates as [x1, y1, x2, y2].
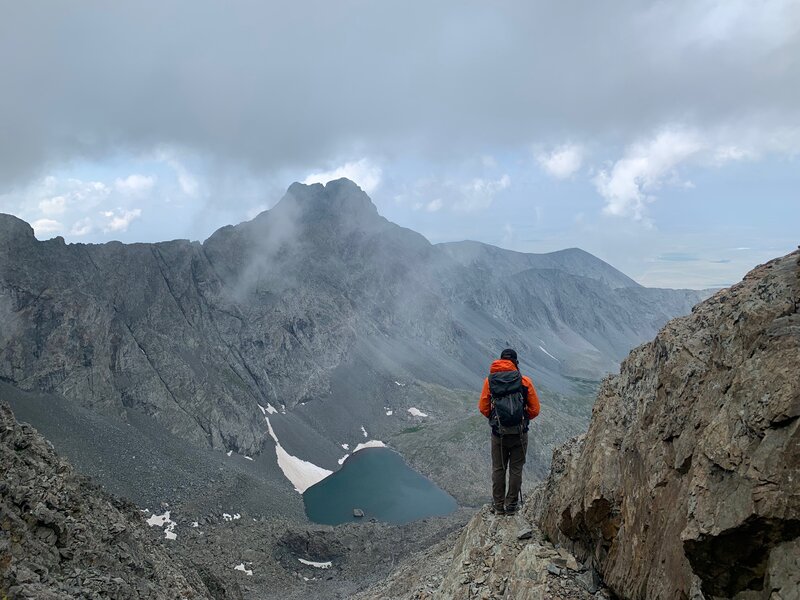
[0, 179, 705, 511]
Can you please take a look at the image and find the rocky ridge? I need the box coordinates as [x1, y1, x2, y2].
[0, 399, 219, 599]
[537, 250, 800, 599]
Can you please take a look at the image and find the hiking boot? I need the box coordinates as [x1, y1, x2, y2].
[489, 505, 505, 516]
[504, 505, 518, 516]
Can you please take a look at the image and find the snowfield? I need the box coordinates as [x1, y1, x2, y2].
[407, 407, 428, 417]
[265, 417, 332, 493]
[353, 440, 386, 452]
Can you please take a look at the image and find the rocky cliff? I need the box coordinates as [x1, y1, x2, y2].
[537, 250, 800, 599]
[0, 399, 221, 599]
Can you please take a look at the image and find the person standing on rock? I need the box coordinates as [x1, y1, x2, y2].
[479, 348, 540, 515]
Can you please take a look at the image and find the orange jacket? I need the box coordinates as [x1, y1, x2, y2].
[479, 359, 540, 420]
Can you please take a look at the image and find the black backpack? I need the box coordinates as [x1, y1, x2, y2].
[488, 370, 528, 436]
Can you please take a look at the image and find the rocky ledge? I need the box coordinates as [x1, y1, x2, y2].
[353, 502, 612, 600]
[537, 250, 800, 599]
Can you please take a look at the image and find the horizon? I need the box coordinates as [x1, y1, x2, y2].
[1, 2, 798, 289]
[2, 176, 789, 292]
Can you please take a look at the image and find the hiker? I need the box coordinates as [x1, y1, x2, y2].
[479, 348, 540, 515]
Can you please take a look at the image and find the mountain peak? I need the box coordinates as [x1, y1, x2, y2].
[280, 178, 379, 220]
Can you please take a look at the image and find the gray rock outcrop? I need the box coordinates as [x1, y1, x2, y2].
[0, 399, 219, 599]
[537, 250, 800, 599]
[351, 504, 612, 600]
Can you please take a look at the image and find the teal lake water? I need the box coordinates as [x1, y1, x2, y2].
[303, 448, 458, 525]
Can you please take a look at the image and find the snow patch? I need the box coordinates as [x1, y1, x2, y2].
[244, 455, 254, 461]
[146, 510, 177, 540]
[226, 450, 233, 457]
[259, 403, 279, 415]
[353, 440, 386, 453]
[223, 513, 241, 521]
[360, 426, 368, 438]
[408, 407, 428, 418]
[341, 443, 349, 450]
[394, 381, 405, 387]
[538, 345, 560, 362]
[384, 406, 393, 416]
[191, 521, 199, 528]
[234, 563, 253, 576]
[298, 558, 332, 569]
[337, 454, 350, 465]
[266, 417, 332, 493]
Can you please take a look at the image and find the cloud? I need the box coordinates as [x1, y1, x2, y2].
[303, 159, 382, 194]
[158, 156, 199, 197]
[115, 174, 156, 194]
[70, 217, 93, 236]
[0, 1, 797, 189]
[425, 198, 443, 212]
[400, 173, 511, 213]
[102, 208, 142, 233]
[454, 175, 511, 211]
[38, 195, 67, 215]
[594, 128, 704, 220]
[174, 165, 199, 197]
[31, 218, 62, 236]
[537, 144, 584, 179]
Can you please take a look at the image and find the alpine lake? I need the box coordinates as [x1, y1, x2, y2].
[303, 447, 458, 525]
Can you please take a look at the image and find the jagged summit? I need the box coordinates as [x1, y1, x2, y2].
[262, 178, 380, 225]
[205, 178, 385, 246]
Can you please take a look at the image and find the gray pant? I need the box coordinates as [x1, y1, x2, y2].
[491, 431, 528, 510]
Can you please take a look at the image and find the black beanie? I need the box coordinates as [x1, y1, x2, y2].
[500, 348, 518, 362]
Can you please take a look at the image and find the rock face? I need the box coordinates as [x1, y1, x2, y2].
[538, 251, 800, 599]
[0, 399, 218, 599]
[0, 178, 704, 506]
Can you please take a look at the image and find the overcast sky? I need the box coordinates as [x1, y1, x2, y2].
[1, 0, 798, 288]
